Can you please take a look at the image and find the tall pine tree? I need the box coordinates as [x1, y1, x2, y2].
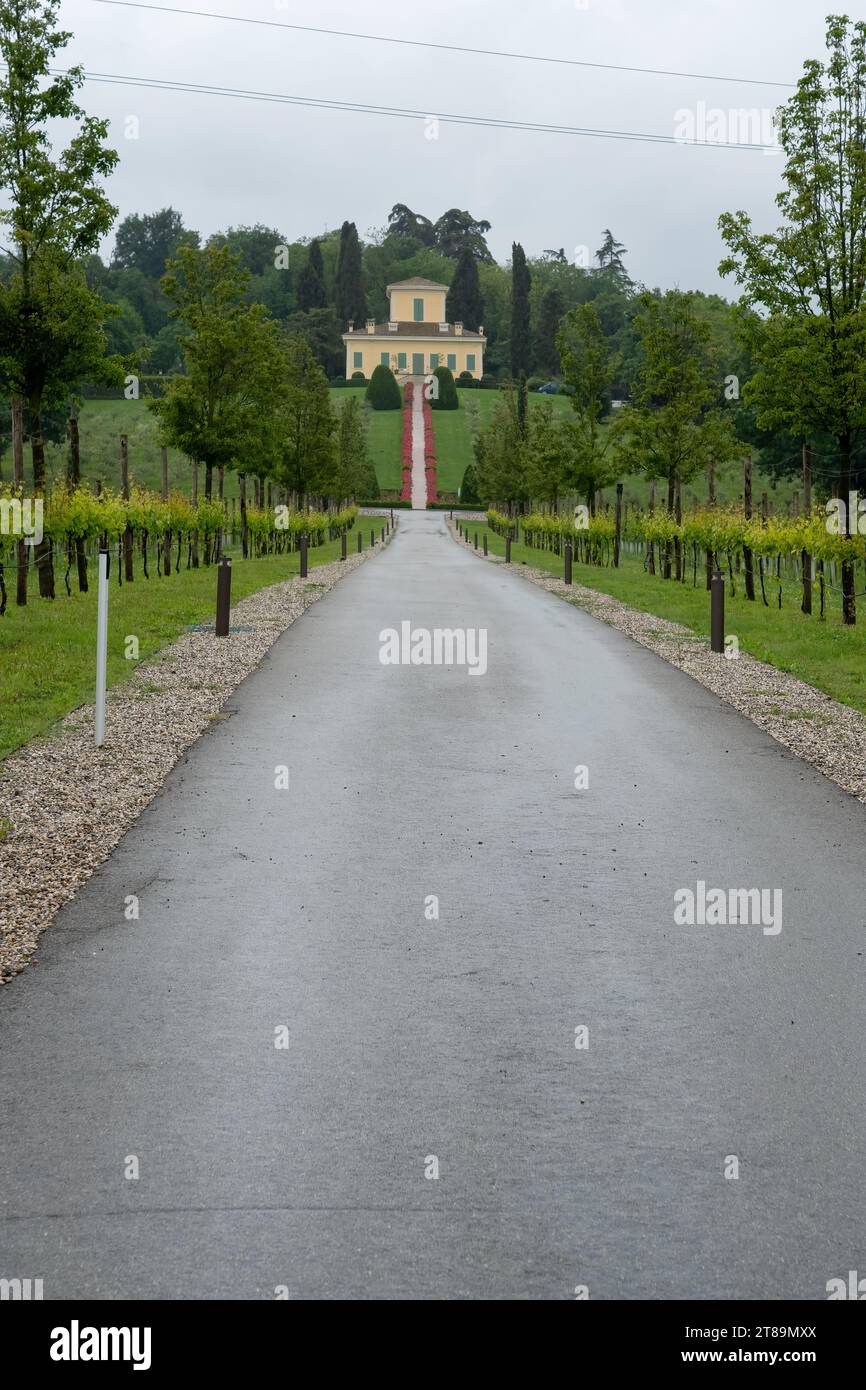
[510, 242, 532, 379]
[296, 238, 326, 311]
[446, 246, 484, 330]
[335, 221, 366, 328]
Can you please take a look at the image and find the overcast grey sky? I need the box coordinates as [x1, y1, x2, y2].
[62, 0, 836, 293]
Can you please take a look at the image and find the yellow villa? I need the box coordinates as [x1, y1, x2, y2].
[343, 276, 486, 381]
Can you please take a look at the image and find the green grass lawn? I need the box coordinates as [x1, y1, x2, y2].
[472, 525, 866, 715]
[0, 517, 389, 761]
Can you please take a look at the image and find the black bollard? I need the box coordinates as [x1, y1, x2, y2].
[215, 555, 232, 636]
[371, 529, 375, 548]
[483, 533, 488, 556]
[341, 529, 347, 561]
[505, 535, 511, 563]
[358, 530, 362, 553]
[300, 534, 308, 578]
[564, 542, 573, 586]
[474, 532, 478, 549]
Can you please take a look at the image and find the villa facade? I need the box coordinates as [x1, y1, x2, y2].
[343, 276, 486, 381]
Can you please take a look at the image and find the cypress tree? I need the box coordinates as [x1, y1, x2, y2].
[336, 221, 367, 328]
[510, 242, 532, 379]
[446, 246, 484, 330]
[297, 238, 326, 311]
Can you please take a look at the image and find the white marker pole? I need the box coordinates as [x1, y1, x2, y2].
[95, 548, 109, 747]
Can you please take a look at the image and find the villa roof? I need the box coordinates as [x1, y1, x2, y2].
[343, 322, 485, 340]
[385, 276, 450, 293]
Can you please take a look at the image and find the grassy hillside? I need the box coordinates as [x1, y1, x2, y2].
[0, 392, 404, 499]
[431, 392, 798, 509]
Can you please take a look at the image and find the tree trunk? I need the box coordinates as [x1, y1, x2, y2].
[839, 432, 856, 625]
[239, 472, 249, 559]
[30, 401, 54, 599]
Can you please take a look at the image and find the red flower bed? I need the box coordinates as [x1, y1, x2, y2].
[422, 397, 437, 503]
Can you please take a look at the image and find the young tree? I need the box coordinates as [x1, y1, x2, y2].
[275, 337, 336, 502]
[297, 238, 327, 311]
[149, 244, 285, 504]
[447, 246, 484, 330]
[719, 14, 866, 623]
[510, 243, 532, 379]
[335, 395, 374, 500]
[557, 302, 620, 512]
[335, 221, 366, 328]
[0, 0, 119, 596]
[613, 291, 735, 577]
[475, 384, 529, 512]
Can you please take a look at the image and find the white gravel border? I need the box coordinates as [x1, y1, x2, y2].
[450, 521, 866, 806]
[0, 534, 395, 983]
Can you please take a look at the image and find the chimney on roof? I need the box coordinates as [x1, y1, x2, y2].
[366, 319, 375, 334]
[347, 321, 354, 333]
[479, 324, 484, 336]
[455, 321, 463, 336]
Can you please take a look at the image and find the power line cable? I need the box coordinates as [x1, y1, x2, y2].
[89, 0, 795, 91]
[36, 66, 780, 150]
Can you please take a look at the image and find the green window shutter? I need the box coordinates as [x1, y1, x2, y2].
[380, 352, 390, 367]
[353, 352, 363, 369]
[447, 353, 456, 370]
[397, 352, 407, 369]
[430, 354, 439, 370]
[467, 354, 476, 372]
[413, 298, 424, 321]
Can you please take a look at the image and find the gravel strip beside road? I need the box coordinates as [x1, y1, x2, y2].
[0, 540, 392, 983]
[450, 522, 866, 806]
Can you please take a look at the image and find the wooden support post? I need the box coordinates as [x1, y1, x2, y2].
[743, 453, 755, 601]
[801, 443, 812, 616]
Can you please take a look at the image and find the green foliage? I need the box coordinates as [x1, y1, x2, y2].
[612, 290, 737, 505]
[446, 246, 484, 330]
[431, 365, 458, 410]
[149, 244, 285, 496]
[335, 221, 366, 329]
[534, 287, 566, 378]
[113, 208, 199, 280]
[510, 243, 532, 379]
[366, 363, 402, 411]
[460, 461, 481, 503]
[274, 337, 337, 498]
[557, 302, 620, 505]
[296, 238, 326, 311]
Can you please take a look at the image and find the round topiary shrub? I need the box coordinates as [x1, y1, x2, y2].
[366, 363, 402, 410]
[480, 373, 496, 389]
[431, 365, 458, 410]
